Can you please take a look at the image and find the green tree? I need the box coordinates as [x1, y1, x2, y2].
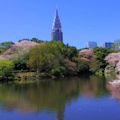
[31, 38, 43, 43]
[92, 47, 113, 73]
[77, 60, 89, 73]
[0, 60, 14, 80]
[28, 42, 64, 73]
[62, 45, 78, 60]
[27, 41, 78, 76]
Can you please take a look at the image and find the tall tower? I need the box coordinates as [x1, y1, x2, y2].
[51, 9, 63, 42]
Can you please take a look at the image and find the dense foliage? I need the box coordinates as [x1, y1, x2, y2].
[0, 41, 117, 80]
[27, 41, 80, 77]
[91, 47, 114, 74]
[0, 60, 14, 80]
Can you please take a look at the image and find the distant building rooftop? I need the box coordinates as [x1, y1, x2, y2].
[87, 41, 97, 48]
[103, 42, 113, 48]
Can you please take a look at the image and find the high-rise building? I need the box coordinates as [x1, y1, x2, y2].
[103, 42, 113, 48]
[87, 41, 97, 48]
[51, 9, 63, 42]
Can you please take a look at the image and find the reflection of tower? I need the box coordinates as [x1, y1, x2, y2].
[56, 109, 64, 120]
[51, 9, 63, 42]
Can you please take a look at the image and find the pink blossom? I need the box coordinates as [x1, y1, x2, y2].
[0, 40, 38, 60]
[79, 49, 94, 60]
[105, 53, 120, 64]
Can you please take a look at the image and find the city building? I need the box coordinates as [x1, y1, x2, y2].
[103, 42, 114, 48]
[51, 9, 63, 42]
[87, 41, 97, 48]
[114, 40, 120, 50]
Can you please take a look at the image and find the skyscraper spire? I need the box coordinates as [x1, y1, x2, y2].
[51, 9, 63, 42]
[52, 9, 61, 30]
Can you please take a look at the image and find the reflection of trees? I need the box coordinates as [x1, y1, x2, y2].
[107, 80, 120, 100]
[0, 79, 80, 120]
[78, 76, 107, 97]
[0, 76, 107, 120]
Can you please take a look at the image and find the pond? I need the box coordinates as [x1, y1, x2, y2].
[0, 76, 120, 120]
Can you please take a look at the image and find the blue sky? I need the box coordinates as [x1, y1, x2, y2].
[0, 0, 120, 48]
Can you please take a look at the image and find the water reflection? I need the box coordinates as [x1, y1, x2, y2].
[107, 84, 120, 100]
[0, 76, 108, 120]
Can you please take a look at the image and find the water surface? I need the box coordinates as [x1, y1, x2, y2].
[0, 76, 120, 120]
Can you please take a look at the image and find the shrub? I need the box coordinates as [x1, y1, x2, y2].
[77, 60, 89, 73]
[0, 60, 14, 80]
[62, 45, 78, 60]
[50, 65, 66, 76]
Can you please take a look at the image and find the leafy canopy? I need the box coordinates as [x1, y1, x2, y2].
[0, 60, 14, 80]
